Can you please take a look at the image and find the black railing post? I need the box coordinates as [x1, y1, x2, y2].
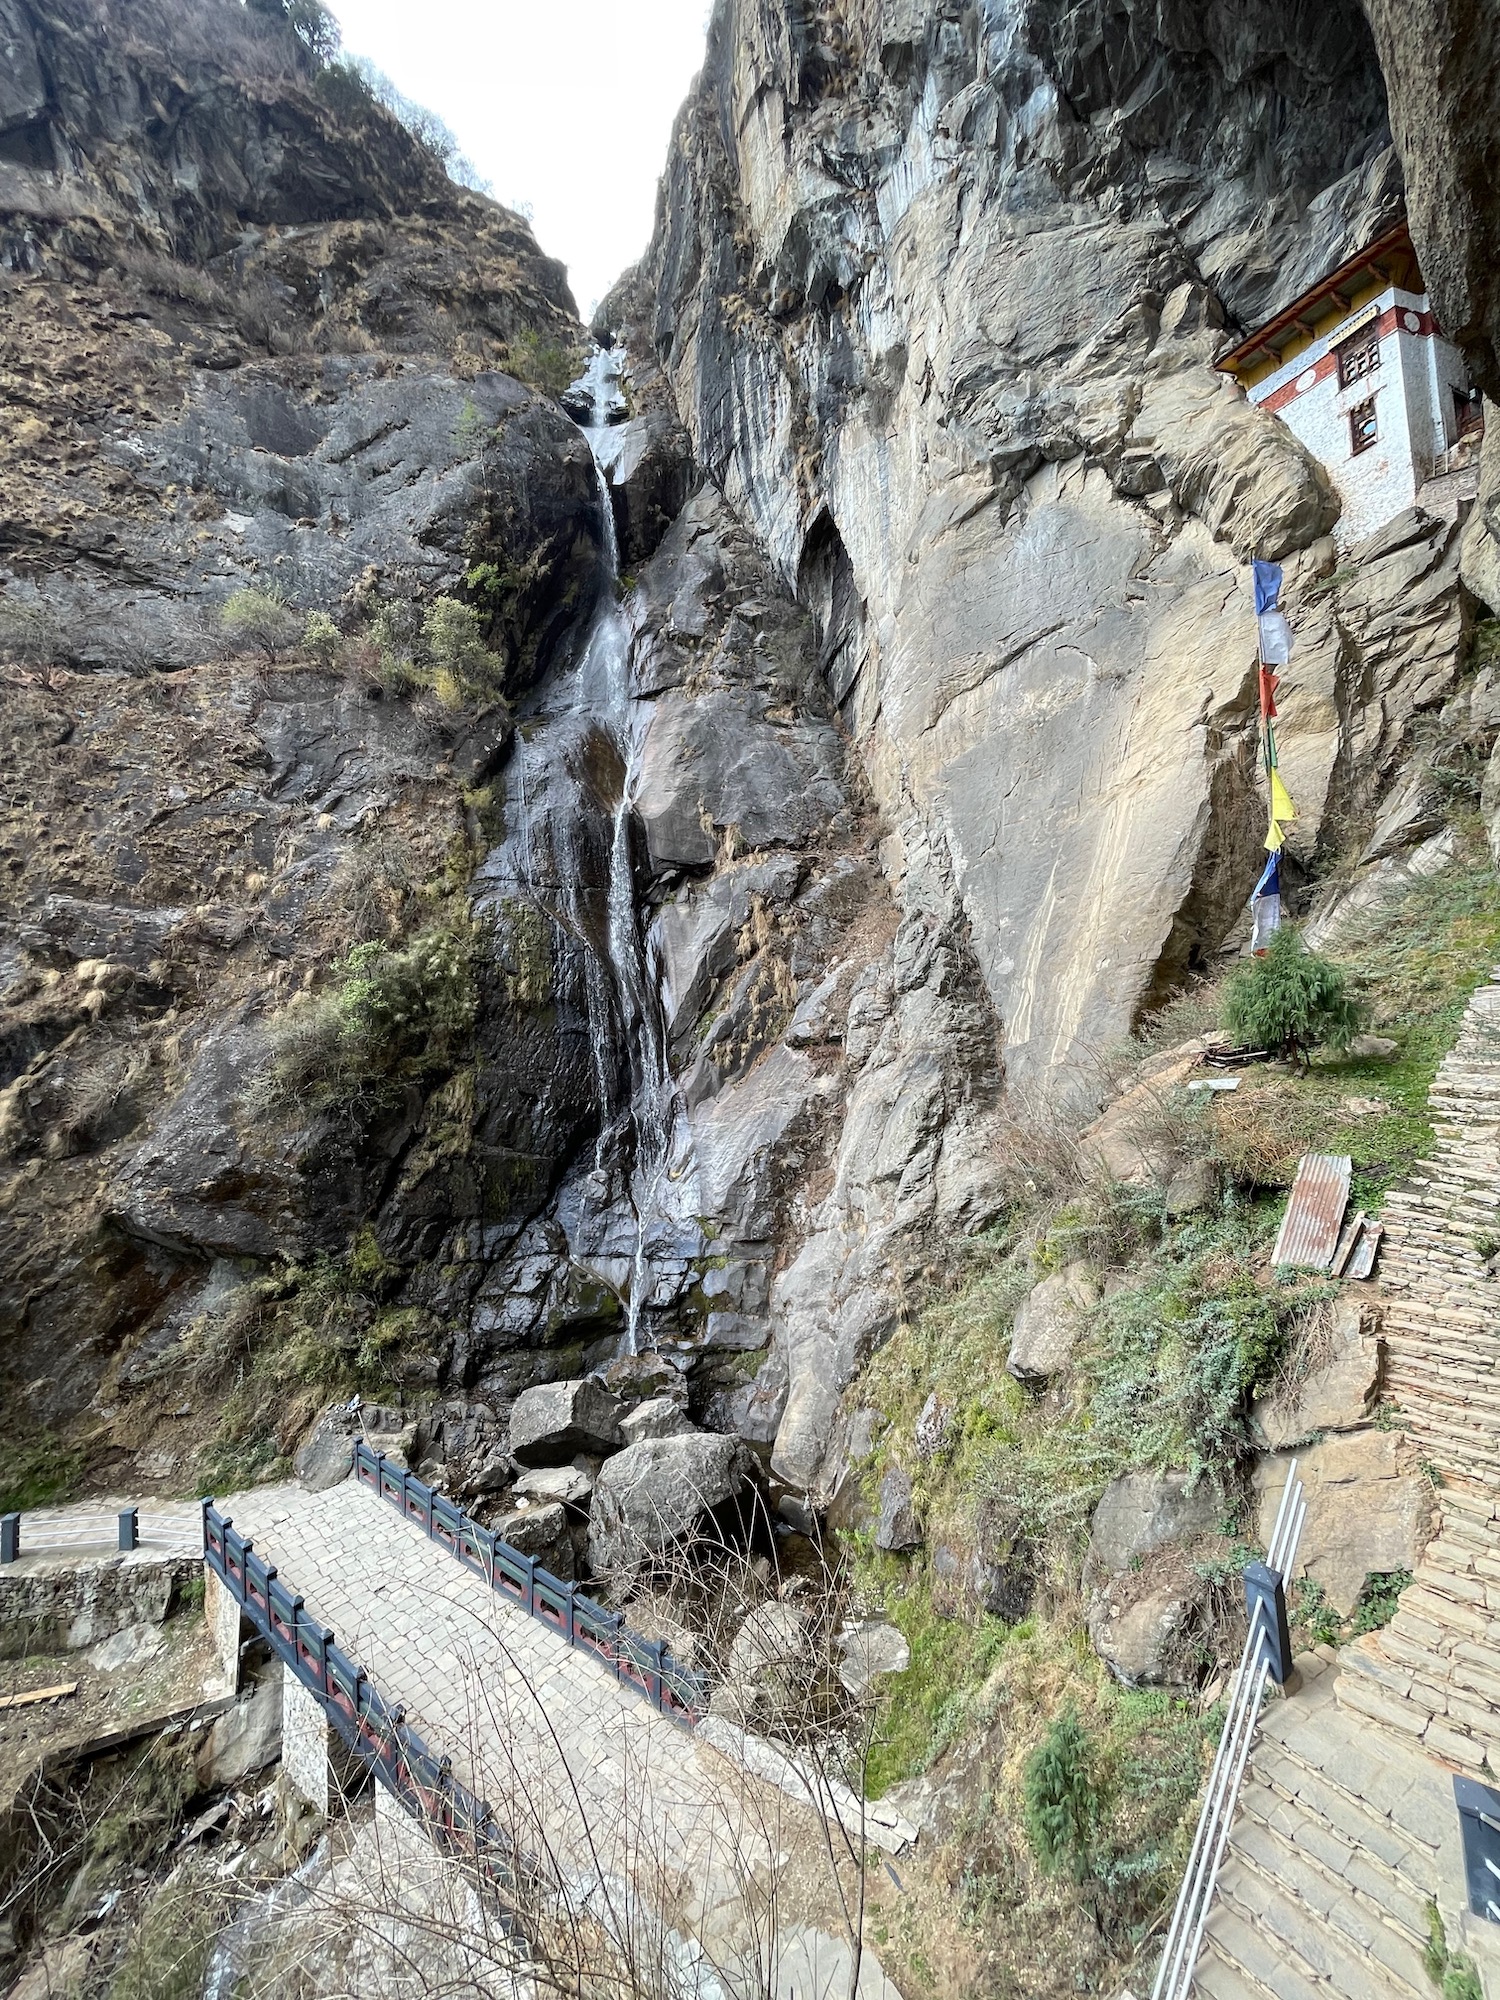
[117, 1506, 139, 1552]
[0, 1513, 18, 1564]
[1244, 1560, 1293, 1685]
[199, 1497, 213, 1555]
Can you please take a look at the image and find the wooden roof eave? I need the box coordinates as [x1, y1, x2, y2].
[1215, 219, 1416, 378]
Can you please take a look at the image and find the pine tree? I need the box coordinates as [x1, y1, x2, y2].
[1221, 925, 1363, 1062]
[1023, 1710, 1100, 1880]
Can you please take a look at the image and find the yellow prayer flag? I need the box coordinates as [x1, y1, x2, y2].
[1265, 815, 1286, 852]
[1269, 769, 1297, 823]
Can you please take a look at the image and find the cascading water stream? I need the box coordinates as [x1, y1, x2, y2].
[569, 350, 689, 1352]
[477, 348, 696, 1355]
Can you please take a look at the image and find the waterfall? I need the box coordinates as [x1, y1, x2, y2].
[567, 350, 691, 1354]
[474, 349, 698, 1355]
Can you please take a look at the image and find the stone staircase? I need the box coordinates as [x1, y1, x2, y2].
[1197, 1651, 1478, 2000]
[1341, 966, 1500, 1773]
[1377, 969, 1500, 1490]
[1197, 968, 1500, 1998]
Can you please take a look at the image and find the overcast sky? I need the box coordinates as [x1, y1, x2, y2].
[325, 0, 712, 318]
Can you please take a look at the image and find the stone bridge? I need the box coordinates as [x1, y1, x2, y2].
[206, 1447, 909, 2000]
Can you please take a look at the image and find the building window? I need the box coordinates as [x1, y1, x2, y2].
[1455, 385, 1485, 439]
[1349, 399, 1378, 455]
[1337, 328, 1382, 386]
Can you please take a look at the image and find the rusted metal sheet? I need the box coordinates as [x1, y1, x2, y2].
[1271, 1153, 1352, 1268]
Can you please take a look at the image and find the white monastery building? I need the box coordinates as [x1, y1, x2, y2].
[1218, 220, 1484, 546]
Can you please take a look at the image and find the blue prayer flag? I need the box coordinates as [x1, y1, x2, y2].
[1253, 559, 1282, 615]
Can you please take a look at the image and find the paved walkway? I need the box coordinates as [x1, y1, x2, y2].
[1200, 970, 1500, 1997]
[8, 1495, 206, 1562]
[1342, 966, 1500, 1770]
[1198, 1650, 1500, 2000]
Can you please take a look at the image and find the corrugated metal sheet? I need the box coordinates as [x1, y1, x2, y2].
[1271, 1153, 1352, 1269]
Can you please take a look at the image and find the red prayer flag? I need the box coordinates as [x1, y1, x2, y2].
[1258, 666, 1280, 720]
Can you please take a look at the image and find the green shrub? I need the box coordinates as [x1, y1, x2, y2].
[0, 1429, 86, 1513]
[365, 595, 505, 707]
[507, 328, 581, 396]
[254, 917, 477, 1120]
[1352, 1568, 1412, 1635]
[1221, 926, 1363, 1061]
[1083, 1215, 1322, 1482]
[1424, 1901, 1484, 2000]
[220, 587, 300, 658]
[302, 609, 342, 666]
[423, 595, 505, 704]
[1024, 1709, 1101, 1878]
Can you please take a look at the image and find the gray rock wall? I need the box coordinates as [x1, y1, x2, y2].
[624, 0, 1438, 1094]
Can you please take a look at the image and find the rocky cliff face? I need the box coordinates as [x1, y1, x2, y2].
[3, 0, 1494, 1512]
[585, 0, 1499, 1485]
[0, 0, 606, 1483]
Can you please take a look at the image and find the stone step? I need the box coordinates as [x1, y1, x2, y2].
[1258, 1711, 1452, 1863]
[1232, 1793, 1434, 1961]
[1194, 1949, 1274, 2000]
[1238, 1770, 1439, 1915]
[1217, 1844, 1429, 2000]
[1198, 1907, 1325, 2000]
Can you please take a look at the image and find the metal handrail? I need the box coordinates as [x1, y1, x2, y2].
[1150, 1461, 1307, 2000]
[350, 1440, 711, 1725]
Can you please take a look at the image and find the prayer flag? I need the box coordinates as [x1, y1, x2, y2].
[1257, 608, 1293, 665]
[1265, 814, 1286, 853]
[1258, 666, 1280, 720]
[1251, 851, 1282, 953]
[1253, 559, 1283, 614]
[1269, 769, 1297, 823]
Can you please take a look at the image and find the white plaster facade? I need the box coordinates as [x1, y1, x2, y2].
[1242, 286, 1480, 546]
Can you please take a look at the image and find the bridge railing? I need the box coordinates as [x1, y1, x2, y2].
[352, 1440, 710, 1726]
[202, 1499, 514, 1878]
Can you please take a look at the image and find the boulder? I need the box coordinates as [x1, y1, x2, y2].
[1087, 1582, 1204, 1689]
[715, 1602, 813, 1726]
[618, 1397, 695, 1445]
[494, 1501, 574, 1579]
[1087, 1470, 1221, 1583]
[196, 1660, 282, 1788]
[600, 1353, 681, 1405]
[873, 1466, 923, 1553]
[1348, 1033, 1400, 1060]
[1253, 1433, 1432, 1615]
[1007, 1262, 1099, 1386]
[1253, 1299, 1381, 1448]
[513, 1464, 594, 1508]
[836, 1621, 911, 1696]
[1164, 1155, 1219, 1218]
[1077, 1040, 1221, 1184]
[587, 1433, 760, 1576]
[604, 410, 693, 568]
[728, 1602, 810, 1679]
[294, 1416, 355, 1494]
[913, 1391, 953, 1460]
[509, 1379, 622, 1467]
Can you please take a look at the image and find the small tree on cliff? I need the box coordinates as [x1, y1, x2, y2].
[1221, 925, 1363, 1063]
